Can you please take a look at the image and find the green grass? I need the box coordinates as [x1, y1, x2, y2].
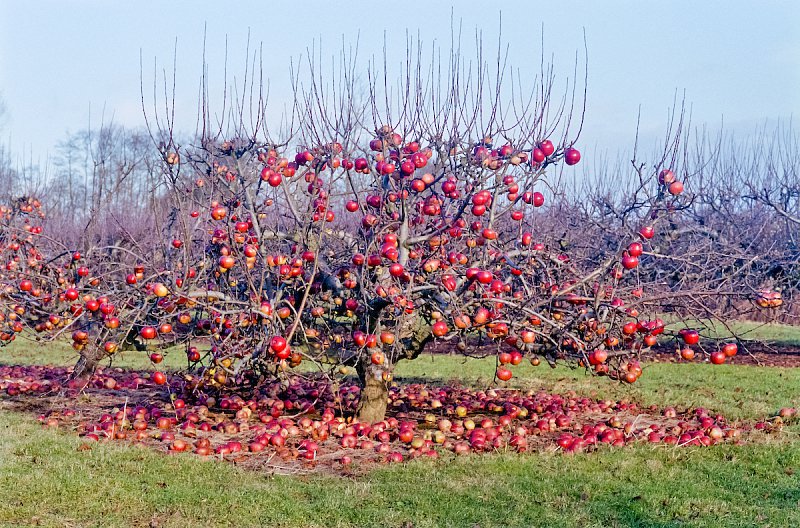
[0, 325, 799, 527]
[1, 408, 799, 528]
[662, 318, 800, 345]
[723, 319, 800, 345]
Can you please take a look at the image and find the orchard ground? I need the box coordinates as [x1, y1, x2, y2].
[0, 322, 799, 528]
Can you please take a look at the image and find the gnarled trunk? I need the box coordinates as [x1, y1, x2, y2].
[354, 314, 435, 423]
[70, 347, 105, 387]
[356, 356, 390, 424]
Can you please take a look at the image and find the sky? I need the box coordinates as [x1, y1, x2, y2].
[1, 1, 798, 165]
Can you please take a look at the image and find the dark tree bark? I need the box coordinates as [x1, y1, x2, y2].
[70, 347, 105, 386]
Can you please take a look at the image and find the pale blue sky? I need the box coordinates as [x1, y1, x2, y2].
[1, 1, 798, 163]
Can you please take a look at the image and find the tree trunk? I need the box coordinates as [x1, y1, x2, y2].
[353, 315, 433, 423]
[70, 347, 104, 387]
[356, 356, 390, 424]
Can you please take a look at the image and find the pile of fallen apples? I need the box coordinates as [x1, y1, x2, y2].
[1, 364, 795, 469]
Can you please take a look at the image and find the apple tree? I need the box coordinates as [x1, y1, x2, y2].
[0, 40, 763, 423]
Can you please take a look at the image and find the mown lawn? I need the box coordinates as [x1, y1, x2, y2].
[0, 323, 798, 527]
[662, 318, 800, 346]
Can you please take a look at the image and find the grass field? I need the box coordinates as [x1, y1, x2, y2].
[664, 318, 800, 346]
[0, 324, 798, 527]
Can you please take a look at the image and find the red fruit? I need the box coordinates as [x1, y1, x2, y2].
[668, 181, 684, 195]
[708, 426, 724, 440]
[412, 152, 427, 167]
[532, 192, 545, 207]
[681, 330, 700, 345]
[481, 228, 498, 240]
[496, 367, 513, 382]
[370, 351, 385, 365]
[564, 148, 581, 165]
[398, 429, 414, 443]
[353, 331, 367, 347]
[639, 226, 655, 239]
[187, 347, 201, 362]
[248, 442, 265, 453]
[170, 439, 188, 452]
[710, 351, 726, 365]
[476, 270, 493, 284]
[270, 336, 288, 353]
[432, 321, 449, 337]
[210, 206, 227, 220]
[658, 169, 676, 184]
[472, 190, 491, 206]
[151, 371, 167, 385]
[388, 263, 404, 277]
[538, 140, 555, 157]
[385, 451, 404, 463]
[140, 327, 157, 340]
[399, 160, 415, 175]
[470, 203, 486, 216]
[621, 256, 639, 270]
[590, 349, 608, 364]
[722, 343, 738, 357]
